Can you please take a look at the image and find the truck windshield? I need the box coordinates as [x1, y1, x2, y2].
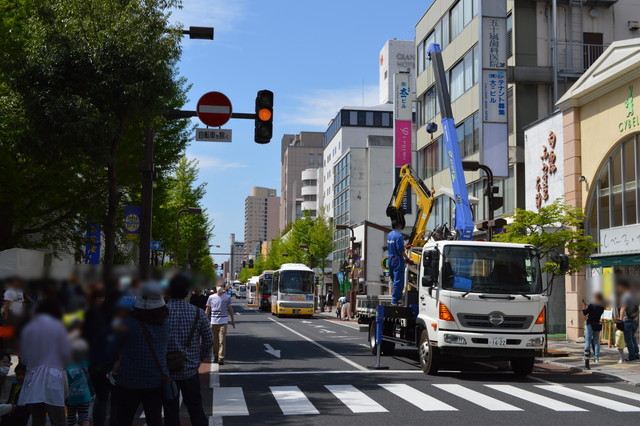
[279, 271, 314, 294]
[442, 246, 542, 294]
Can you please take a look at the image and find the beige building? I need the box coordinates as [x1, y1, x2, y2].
[244, 186, 279, 259]
[415, 0, 640, 234]
[529, 39, 640, 340]
[280, 132, 324, 231]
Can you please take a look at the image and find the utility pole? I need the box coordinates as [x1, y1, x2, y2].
[139, 127, 154, 280]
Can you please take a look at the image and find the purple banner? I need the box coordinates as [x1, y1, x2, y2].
[394, 120, 412, 167]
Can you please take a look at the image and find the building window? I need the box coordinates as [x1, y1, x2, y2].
[309, 154, 314, 167]
[418, 42, 425, 74]
[450, 61, 464, 100]
[507, 13, 513, 59]
[449, 46, 478, 101]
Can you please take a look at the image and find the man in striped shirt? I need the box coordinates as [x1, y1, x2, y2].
[205, 287, 235, 365]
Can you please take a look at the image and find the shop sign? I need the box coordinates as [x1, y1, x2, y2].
[599, 223, 640, 254]
[618, 86, 640, 133]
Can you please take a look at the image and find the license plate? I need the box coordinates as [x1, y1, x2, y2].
[293, 309, 300, 314]
[490, 337, 507, 346]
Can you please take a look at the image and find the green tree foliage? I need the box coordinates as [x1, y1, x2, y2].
[493, 199, 598, 275]
[0, 0, 189, 277]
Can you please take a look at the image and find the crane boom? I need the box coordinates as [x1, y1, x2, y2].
[428, 43, 474, 241]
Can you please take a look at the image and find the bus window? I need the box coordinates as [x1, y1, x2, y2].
[279, 271, 314, 294]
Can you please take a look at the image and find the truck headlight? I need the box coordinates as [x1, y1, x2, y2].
[444, 334, 467, 345]
[527, 337, 544, 347]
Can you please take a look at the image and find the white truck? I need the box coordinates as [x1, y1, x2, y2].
[357, 241, 548, 376]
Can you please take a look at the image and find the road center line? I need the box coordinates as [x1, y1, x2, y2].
[219, 369, 423, 376]
[267, 317, 367, 371]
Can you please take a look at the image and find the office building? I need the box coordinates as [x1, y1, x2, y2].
[280, 132, 324, 231]
[244, 186, 279, 258]
[227, 233, 245, 282]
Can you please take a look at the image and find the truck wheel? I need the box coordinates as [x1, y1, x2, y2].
[511, 357, 535, 376]
[419, 329, 440, 375]
[368, 322, 396, 356]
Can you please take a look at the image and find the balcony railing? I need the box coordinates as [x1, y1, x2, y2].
[556, 42, 608, 75]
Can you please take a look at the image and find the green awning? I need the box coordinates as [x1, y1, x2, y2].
[591, 253, 640, 267]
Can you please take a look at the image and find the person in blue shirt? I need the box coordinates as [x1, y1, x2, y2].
[388, 219, 411, 305]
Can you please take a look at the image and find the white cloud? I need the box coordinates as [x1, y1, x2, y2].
[186, 153, 248, 171]
[281, 85, 381, 128]
[169, 0, 247, 33]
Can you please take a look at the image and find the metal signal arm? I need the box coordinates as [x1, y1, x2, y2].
[386, 165, 435, 249]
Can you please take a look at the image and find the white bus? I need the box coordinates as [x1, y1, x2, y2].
[271, 263, 315, 318]
[247, 276, 259, 304]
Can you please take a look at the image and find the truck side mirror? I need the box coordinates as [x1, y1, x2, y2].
[422, 275, 434, 288]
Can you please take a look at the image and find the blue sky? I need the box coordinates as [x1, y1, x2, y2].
[171, 0, 430, 259]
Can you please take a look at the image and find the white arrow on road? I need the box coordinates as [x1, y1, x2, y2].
[264, 343, 281, 358]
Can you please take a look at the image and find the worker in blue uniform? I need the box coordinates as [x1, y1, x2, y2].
[387, 219, 412, 305]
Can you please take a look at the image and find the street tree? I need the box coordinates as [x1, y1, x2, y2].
[493, 199, 598, 275]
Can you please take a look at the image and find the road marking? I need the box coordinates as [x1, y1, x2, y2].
[270, 386, 320, 415]
[209, 362, 224, 426]
[433, 384, 522, 411]
[212, 387, 250, 416]
[322, 319, 359, 330]
[264, 343, 281, 358]
[537, 385, 640, 412]
[586, 386, 640, 403]
[485, 385, 587, 411]
[219, 370, 423, 376]
[325, 385, 388, 413]
[379, 384, 457, 411]
[267, 317, 367, 371]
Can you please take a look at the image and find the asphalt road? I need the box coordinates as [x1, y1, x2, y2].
[195, 303, 640, 426]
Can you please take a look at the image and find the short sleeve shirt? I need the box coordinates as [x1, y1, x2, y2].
[622, 292, 639, 321]
[3, 288, 24, 316]
[387, 230, 405, 261]
[207, 293, 232, 325]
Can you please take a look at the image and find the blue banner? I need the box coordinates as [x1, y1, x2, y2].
[84, 223, 101, 264]
[124, 206, 141, 240]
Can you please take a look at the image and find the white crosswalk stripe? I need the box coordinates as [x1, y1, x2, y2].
[379, 383, 458, 411]
[587, 386, 640, 403]
[537, 385, 640, 412]
[486, 385, 587, 411]
[270, 386, 320, 415]
[213, 387, 249, 416]
[325, 385, 388, 413]
[433, 384, 523, 411]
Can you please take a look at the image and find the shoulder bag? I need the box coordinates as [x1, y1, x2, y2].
[166, 308, 200, 372]
[138, 319, 178, 400]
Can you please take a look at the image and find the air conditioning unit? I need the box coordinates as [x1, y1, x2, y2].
[629, 21, 640, 31]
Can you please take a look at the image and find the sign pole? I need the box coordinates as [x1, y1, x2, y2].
[139, 127, 154, 280]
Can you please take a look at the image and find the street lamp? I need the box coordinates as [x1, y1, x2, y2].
[462, 161, 498, 241]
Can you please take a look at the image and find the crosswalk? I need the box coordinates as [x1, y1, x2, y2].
[211, 383, 640, 416]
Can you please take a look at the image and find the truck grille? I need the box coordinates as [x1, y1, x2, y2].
[457, 313, 533, 329]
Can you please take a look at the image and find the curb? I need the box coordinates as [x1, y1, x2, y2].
[538, 358, 640, 386]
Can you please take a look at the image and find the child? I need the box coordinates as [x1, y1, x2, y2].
[65, 338, 92, 426]
[615, 320, 626, 364]
[1, 363, 30, 426]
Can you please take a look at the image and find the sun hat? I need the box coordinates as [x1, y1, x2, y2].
[135, 281, 166, 310]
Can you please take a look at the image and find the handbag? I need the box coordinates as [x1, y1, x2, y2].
[138, 319, 179, 401]
[166, 309, 200, 372]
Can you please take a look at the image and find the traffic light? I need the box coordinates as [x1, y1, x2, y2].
[220, 263, 224, 271]
[248, 259, 254, 269]
[485, 185, 503, 212]
[254, 90, 273, 144]
[242, 261, 246, 268]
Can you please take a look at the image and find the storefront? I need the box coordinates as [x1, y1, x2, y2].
[526, 38, 640, 340]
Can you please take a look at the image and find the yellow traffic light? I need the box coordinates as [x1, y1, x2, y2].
[258, 108, 272, 121]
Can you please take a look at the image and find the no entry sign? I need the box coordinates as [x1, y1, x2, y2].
[196, 91, 233, 127]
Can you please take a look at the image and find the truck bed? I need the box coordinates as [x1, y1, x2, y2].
[355, 294, 393, 317]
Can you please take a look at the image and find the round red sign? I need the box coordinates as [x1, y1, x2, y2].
[196, 91, 233, 127]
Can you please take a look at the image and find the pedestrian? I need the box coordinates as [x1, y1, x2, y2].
[65, 339, 92, 426]
[615, 320, 626, 364]
[0, 351, 14, 416]
[326, 289, 334, 313]
[164, 275, 213, 426]
[115, 281, 170, 426]
[582, 293, 605, 363]
[617, 279, 639, 361]
[205, 287, 235, 365]
[17, 299, 71, 426]
[1, 361, 29, 426]
[189, 288, 208, 311]
[338, 295, 349, 321]
[387, 219, 412, 306]
[2, 278, 24, 323]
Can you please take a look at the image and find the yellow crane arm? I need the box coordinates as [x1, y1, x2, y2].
[385, 164, 435, 249]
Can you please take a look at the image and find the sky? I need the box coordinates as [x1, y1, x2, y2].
[170, 0, 431, 261]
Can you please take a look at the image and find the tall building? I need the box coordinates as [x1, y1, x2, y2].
[379, 39, 416, 104]
[415, 0, 640, 233]
[244, 186, 279, 258]
[227, 233, 245, 282]
[280, 132, 324, 231]
[300, 168, 322, 218]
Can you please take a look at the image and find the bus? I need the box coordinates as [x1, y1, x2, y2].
[271, 263, 315, 318]
[258, 270, 275, 311]
[247, 276, 259, 304]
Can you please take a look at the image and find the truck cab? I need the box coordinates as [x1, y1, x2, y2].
[416, 241, 546, 375]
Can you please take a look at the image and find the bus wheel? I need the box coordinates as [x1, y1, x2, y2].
[419, 329, 440, 375]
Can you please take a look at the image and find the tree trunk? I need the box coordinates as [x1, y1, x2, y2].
[102, 131, 121, 288]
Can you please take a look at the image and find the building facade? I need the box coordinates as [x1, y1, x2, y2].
[227, 233, 245, 283]
[415, 0, 640, 233]
[280, 132, 324, 231]
[300, 168, 322, 217]
[379, 39, 416, 104]
[244, 186, 279, 259]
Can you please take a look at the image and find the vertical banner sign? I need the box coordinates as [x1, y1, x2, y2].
[479, 1, 508, 177]
[336, 272, 345, 296]
[84, 223, 101, 264]
[124, 206, 141, 241]
[393, 72, 413, 214]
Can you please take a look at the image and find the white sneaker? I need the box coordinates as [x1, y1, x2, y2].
[618, 359, 624, 364]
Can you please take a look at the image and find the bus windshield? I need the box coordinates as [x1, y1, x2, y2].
[279, 271, 314, 295]
[442, 246, 542, 294]
[261, 275, 272, 295]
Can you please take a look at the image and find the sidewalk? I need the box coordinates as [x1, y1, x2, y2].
[541, 339, 640, 386]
